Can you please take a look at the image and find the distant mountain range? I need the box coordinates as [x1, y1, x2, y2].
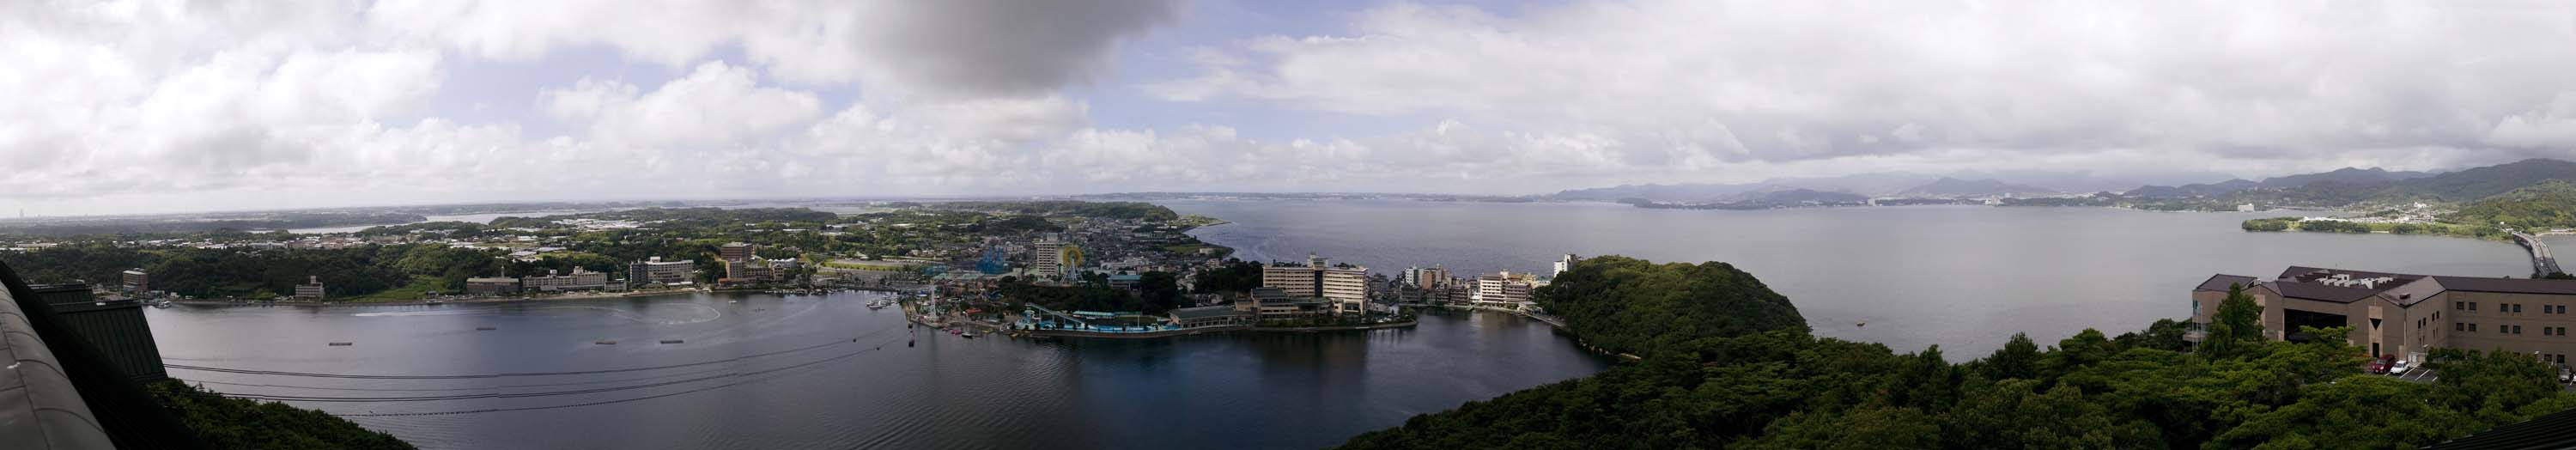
[1896, 177, 2056, 198]
[2121, 159, 2576, 207]
[1552, 173, 2062, 204]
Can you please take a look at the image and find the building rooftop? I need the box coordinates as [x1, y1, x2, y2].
[1170, 305, 1254, 320]
[2268, 281, 2387, 303]
[2195, 274, 2257, 292]
[2427, 276, 2576, 295]
[2208, 266, 2576, 307]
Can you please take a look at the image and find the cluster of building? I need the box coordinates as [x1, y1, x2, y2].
[2192, 265, 2576, 366]
[719, 242, 802, 285]
[466, 267, 613, 296]
[1389, 254, 1578, 313]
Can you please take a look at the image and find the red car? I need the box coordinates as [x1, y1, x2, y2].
[2366, 356, 2393, 374]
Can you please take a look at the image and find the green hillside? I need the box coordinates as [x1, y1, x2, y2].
[2451, 180, 2576, 230]
[1339, 258, 2576, 450]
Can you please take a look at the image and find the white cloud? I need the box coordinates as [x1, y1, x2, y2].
[1151, 0, 2576, 171]
[544, 61, 823, 148]
[370, 0, 1178, 97]
[14, 0, 2576, 216]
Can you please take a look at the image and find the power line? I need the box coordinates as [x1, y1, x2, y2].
[213, 338, 900, 403]
[235, 337, 908, 417]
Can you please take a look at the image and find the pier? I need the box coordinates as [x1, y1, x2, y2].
[2512, 231, 2563, 277]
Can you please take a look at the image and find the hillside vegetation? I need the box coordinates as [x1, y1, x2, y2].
[1340, 259, 2575, 450]
[2452, 180, 2576, 230]
[149, 380, 415, 449]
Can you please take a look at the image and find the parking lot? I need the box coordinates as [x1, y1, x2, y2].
[2391, 367, 2438, 384]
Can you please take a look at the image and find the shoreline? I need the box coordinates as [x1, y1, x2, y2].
[165, 289, 805, 307]
[1014, 319, 1420, 339]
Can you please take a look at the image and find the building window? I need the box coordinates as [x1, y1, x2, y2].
[2472, 302, 2479, 311]
[2514, 304, 2524, 313]
[2457, 323, 2465, 331]
[2470, 323, 2479, 331]
[2513, 325, 2524, 334]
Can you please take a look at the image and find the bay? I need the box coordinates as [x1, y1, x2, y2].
[1168, 200, 2530, 356]
[148, 293, 1605, 449]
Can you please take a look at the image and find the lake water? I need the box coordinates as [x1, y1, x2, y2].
[161, 200, 2533, 449]
[147, 294, 1604, 450]
[1167, 200, 2530, 356]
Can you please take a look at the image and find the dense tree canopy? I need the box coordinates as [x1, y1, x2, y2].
[149, 380, 415, 449]
[1534, 255, 1809, 356]
[1340, 256, 2576, 450]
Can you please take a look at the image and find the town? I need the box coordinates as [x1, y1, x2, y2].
[0, 201, 1583, 340]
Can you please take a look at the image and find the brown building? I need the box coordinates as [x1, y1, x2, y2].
[119, 268, 149, 295]
[2192, 266, 2576, 365]
[720, 242, 756, 263]
[466, 277, 520, 296]
[294, 276, 326, 300]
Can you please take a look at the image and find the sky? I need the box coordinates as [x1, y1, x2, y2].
[9, 0, 2576, 216]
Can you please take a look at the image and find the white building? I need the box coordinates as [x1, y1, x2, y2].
[1263, 253, 1371, 314]
[1473, 271, 1539, 311]
[523, 268, 610, 291]
[629, 257, 696, 287]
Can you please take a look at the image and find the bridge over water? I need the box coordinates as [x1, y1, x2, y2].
[2511, 231, 2563, 277]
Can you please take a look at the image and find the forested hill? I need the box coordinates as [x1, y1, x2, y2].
[1535, 256, 1808, 356]
[1340, 258, 2576, 449]
[2451, 180, 2576, 230]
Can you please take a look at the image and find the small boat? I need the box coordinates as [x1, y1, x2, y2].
[947, 328, 961, 335]
[961, 331, 976, 338]
[595, 340, 618, 345]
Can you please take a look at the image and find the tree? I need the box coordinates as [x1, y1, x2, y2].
[2202, 283, 2264, 359]
[1940, 380, 2136, 449]
[1980, 333, 2042, 381]
[1136, 271, 1184, 312]
[2111, 319, 2192, 352]
[2214, 376, 2480, 449]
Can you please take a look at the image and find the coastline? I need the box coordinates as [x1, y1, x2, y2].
[168, 289, 722, 307]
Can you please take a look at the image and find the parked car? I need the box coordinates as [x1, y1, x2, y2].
[2388, 359, 2411, 375]
[2367, 356, 2392, 374]
[2561, 368, 2573, 384]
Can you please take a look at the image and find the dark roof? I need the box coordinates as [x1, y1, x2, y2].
[2428, 277, 2576, 295]
[2424, 404, 2576, 449]
[2196, 274, 2258, 292]
[1169, 305, 1253, 320]
[2276, 266, 2427, 286]
[2266, 281, 2386, 303]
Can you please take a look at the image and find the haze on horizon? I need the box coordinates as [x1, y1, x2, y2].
[10, 0, 2576, 216]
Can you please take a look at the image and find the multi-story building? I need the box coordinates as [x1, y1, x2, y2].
[629, 257, 696, 287]
[2192, 266, 2576, 364]
[1262, 253, 1370, 314]
[1405, 265, 1450, 290]
[294, 276, 326, 300]
[1473, 271, 1540, 310]
[1553, 254, 1580, 277]
[119, 269, 149, 295]
[522, 268, 610, 292]
[720, 242, 756, 263]
[1242, 287, 1327, 319]
[1031, 240, 1069, 280]
[466, 277, 521, 296]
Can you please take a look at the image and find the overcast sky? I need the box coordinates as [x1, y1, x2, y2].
[9, 0, 2576, 216]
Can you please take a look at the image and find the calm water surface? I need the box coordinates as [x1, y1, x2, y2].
[149, 294, 1601, 450]
[1169, 200, 2529, 356]
[162, 200, 2531, 449]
